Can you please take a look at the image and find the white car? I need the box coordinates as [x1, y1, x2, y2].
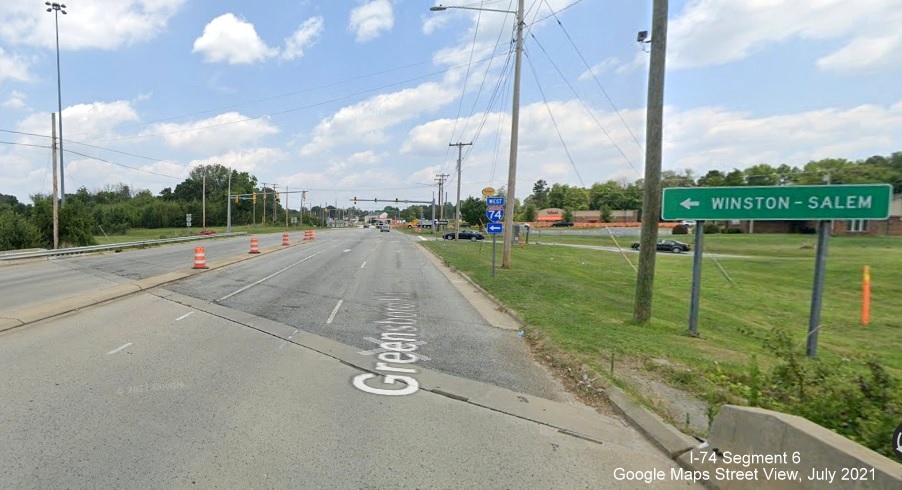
[380, 224, 390, 232]
[679, 220, 696, 227]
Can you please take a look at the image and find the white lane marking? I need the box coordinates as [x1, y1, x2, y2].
[175, 311, 194, 321]
[106, 343, 132, 355]
[418, 236, 427, 241]
[326, 299, 343, 324]
[343, 249, 351, 253]
[360, 261, 366, 268]
[279, 329, 301, 349]
[217, 247, 333, 302]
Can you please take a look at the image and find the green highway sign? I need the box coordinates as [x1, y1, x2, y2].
[662, 184, 893, 221]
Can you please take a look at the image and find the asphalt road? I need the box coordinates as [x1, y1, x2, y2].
[0, 228, 698, 488]
[0, 232, 292, 311]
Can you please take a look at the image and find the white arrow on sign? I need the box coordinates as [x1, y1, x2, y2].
[680, 198, 700, 209]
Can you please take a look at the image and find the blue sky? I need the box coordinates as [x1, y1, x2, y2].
[1, 0, 901, 210]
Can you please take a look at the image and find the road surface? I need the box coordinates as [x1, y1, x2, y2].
[0, 228, 698, 488]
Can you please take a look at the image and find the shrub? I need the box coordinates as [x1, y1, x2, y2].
[672, 224, 689, 235]
[722, 227, 743, 234]
[710, 327, 901, 458]
[703, 222, 720, 234]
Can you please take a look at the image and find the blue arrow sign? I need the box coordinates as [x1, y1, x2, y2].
[486, 197, 505, 207]
[486, 208, 504, 222]
[486, 223, 503, 234]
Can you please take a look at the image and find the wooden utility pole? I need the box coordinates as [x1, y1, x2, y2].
[633, 0, 669, 323]
[51, 113, 59, 249]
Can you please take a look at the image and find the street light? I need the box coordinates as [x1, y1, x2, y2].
[429, 1, 523, 268]
[45, 2, 67, 206]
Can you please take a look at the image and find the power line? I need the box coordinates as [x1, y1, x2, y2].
[63, 149, 183, 180]
[542, 0, 643, 153]
[524, 48, 584, 187]
[447, 1, 485, 147]
[529, 32, 641, 177]
[0, 140, 51, 149]
[84, 52, 511, 144]
[64, 43, 512, 139]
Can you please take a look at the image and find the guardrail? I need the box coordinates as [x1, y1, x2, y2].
[0, 232, 247, 261]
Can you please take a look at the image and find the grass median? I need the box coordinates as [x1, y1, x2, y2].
[421, 233, 902, 455]
[94, 225, 315, 244]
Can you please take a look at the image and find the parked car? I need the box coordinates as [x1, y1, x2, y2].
[679, 220, 696, 227]
[443, 230, 484, 241]
[363, 223, 370, 228]
[630, 239, 691, 253]
[551, 221, 574, 227]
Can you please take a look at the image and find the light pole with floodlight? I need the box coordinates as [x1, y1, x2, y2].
[46, 2, 67, 206]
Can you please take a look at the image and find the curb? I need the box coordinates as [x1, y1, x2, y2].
[415, 241, 701, 464]
[0, 235, 316, 335]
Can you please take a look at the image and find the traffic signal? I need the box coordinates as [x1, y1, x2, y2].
[235, 196, 239, 204]
[354, 196, 357, 205]
[252, 193, 257, 204]
[276, 193, 280, 202]
[395, 198, 399, 203]
[374, 198, 378, 203]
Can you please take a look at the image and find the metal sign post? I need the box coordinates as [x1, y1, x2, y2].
[486, 196, 505, 278]
[688, 220, 705, 337]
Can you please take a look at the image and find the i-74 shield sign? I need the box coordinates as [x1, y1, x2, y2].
[486, 208, 504, 222]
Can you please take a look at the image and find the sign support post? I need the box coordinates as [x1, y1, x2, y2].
[807, 220, 830, 358]
[688, 220, 704, 337]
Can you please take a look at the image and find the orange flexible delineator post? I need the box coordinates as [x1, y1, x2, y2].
[249, 237, 260, 254]
[193, 247, 208, 269]
[282, 233, 290, 246]
[862, 265, 871, 325]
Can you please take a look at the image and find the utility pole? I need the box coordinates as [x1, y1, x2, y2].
[226, 166, 232, 233]
[450, 142, 472, 240]
[285, 186, 289, 228]
[435, 174, 449, 222]
[272, 184, 279, 226]
[202, 172, 206, 231]
[501, 0, 525, 269]
[51, 113, 59, 249]
[633, 0, 669, 323]
[261, 182, 272, 225]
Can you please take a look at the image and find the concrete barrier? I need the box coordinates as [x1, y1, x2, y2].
[677, 405, 901, 489]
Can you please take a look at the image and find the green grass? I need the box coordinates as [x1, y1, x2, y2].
[422, 234, 902, 379]
[94, 224, 313, 244]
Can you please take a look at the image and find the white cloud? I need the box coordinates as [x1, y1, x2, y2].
[816, 35, 902, 73]
[578, 57, 620, 81]
[141, 113, 279, 154]
[0, 47, 30, 82]
[2, 90, 28, 110]
[400, 98, 902, 200]
[348, 0, 394, 43]
[422, 15, 449, 35]
[666, 0, 902, 72]
[281, 16, 324, 61]
[301, 81, 457, 155]
[187, 148, 286, 173]
[0, 0, 186, 51]
[17, 101, 140, 146]
[193, 13, 277, 64]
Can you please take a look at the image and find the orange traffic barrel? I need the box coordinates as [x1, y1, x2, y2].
[193, 247, 208, 269]
[249, 237, 260, 254]
[304, 230, 313, 241]
[282, 233, 290, 246]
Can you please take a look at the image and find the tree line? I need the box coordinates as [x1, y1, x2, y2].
[2, 153, 900, 250]
[0, 164, 357, 250]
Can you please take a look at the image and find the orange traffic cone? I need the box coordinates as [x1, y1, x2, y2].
[193, 247, 208, 269]
[249, 237, 260, 254]
[282, 233, 290, 246]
